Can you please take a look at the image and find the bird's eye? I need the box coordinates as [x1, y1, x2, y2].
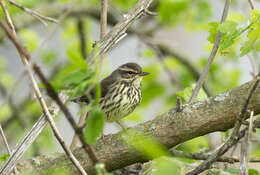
[127, 71, 135, 75]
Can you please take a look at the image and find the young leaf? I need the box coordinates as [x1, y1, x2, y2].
[240, 38, 257, 56]
[84, 107, 105, 144]
[63, 68, 94, 88]
[123, 130, 169, 159]
[249, 169, 259, 175]
[0, 153, 9, 162]
[176, 84, 207, 103]
[207, 22, 219, 44]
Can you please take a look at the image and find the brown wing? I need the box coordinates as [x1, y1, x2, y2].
[71, 73, 116, 104]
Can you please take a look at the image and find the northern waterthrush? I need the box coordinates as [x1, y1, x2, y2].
[72, 62, 149, 122]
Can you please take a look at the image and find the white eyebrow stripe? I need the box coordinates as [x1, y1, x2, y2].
[119, 67, 139, 73]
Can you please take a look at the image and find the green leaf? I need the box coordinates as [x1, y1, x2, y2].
[250, 9, 260, 23]
[240, 38, 257, 56]
[226, 168, 239, 174]
[207, 22, 219, 44]
[0, 153, 9, 162]
[249, 169, 259, 175]
[123, 130, 168, 159]
[42, 50, 57, 65]
[66, 48, 87, 69]
[19, 29, 39, 52]
[218, 21, 241, 51]
[143, 157, 182, 175]
[84, 107, 105, 144]
[176, 84, 207, 103]
[0, 105, 12, 121]
[218, 21, 238, 33]
[158, 0, 190, 26]
[62, 68, 94, 90]
[63, 69, 89, 87]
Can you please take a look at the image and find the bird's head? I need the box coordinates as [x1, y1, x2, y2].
[112, 62, 149, 86]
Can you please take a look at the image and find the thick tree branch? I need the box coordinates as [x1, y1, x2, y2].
[15, 79, 260, 174]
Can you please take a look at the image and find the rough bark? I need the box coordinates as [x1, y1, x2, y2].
[15, 79, 260, 174]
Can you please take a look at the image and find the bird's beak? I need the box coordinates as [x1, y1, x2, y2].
[139, 72, 150, 76]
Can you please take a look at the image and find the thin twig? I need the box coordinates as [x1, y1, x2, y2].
[248, 111, 254, 137]
[8, 0, 58, 25]
[0, 10, 87, 175]
[98, 0, 108, 71]
[170, 149, 260, 163]
[100, 0, 108, 40]
[70, 112, 88, 150]
[188, 0, 231, 103]
[239, 129, 249, 175]
[187, 77, 260, 175]
[0, 125, 18, 175]
[247, 55, 257, 79]
[77, 18, 87, 59]
[248, 0, 255, 10]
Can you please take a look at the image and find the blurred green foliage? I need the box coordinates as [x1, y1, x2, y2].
[123, 130, 169, 159]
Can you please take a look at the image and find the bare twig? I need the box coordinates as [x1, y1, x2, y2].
[239, 130, 249, 175]
[0, 5, 87, 175]
[77, 18, 87, 59]
[176, 97, 182, 112]
[170, 149, 260, 163]
[0, 125, 18, 175]
[98, 0, 108, 70]
[188, 0, 231, 103]
[187, 77, 260, 175]
[248, 111, 254, 137]
[248, 0, 255, 10]
[100, 0, 108, 40]
[70, 112, 88, 150]
[247, 55, 257, 79]
[239, 111, 254, 174]
[8, 0, 58, 25]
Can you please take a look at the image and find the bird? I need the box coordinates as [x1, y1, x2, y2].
[71, 62, 149, 123]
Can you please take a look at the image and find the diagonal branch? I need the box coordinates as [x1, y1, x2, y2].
[15, 78, 260, 174]
[188, 0, 231, 103]
[187, 77, 260, 175]
[8, 0, 58, 25]
[0, 125, 18, 175]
